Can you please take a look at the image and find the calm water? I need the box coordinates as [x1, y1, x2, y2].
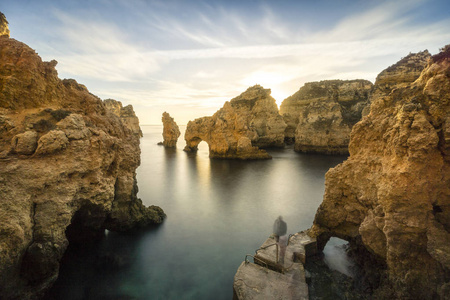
[48, 125, 347, 300]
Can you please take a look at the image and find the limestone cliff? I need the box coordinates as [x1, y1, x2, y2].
[184, 85, 286, 159]
[310, 47, 450, 299]
[104, 99, 143, 137]
[280, 80, 373, 154]
[0, 31, 165, 299]
[361, 50, 431, 117]
[161, 111, 180, 147]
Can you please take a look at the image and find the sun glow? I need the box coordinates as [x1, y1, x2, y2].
[270, 89, 291, 108]
[240, 71, 295, 108]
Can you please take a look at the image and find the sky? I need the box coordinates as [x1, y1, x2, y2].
[2, 0, 450, 125]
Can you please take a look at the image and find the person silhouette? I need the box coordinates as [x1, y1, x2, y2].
[273, 216, 287, 264]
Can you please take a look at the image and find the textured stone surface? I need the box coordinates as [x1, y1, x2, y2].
[11, 130, 38, 155]
[233, 232, 313, 300]
[362, 50, 431, 117]
[0, 12, 9, 37]
[104, 99, 142, 137]
[161, 112, 180, 147]
[310, 47, 449, 299]
[184, 85, 286, 159]
[0, 33, 165, 299]
[280, 80, 373, 154]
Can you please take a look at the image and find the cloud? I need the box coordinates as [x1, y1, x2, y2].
[30, 0, 450, 125]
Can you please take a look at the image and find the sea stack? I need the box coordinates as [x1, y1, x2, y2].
[310, 46, 449, 299]
[184, 85, 286, 159]
[161, 112, 181, 147]
[280, 79, 373, 154]
[0, 14, 165, 299]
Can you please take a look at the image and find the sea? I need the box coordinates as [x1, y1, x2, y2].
[47, 125, 351, 300]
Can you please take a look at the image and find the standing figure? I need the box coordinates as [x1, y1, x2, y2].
[273, 216, 287, 264]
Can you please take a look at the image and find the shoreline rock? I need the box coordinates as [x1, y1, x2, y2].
[310, 46, 449, 299]
[0, 21, 165, 299]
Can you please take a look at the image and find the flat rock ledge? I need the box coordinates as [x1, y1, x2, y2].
[233, 231, 317, 300]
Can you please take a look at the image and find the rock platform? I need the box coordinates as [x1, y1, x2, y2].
[233, 231, 317, 300]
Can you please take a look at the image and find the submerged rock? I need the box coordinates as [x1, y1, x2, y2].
[310, 46, 449, 299]
[161, 112, 180, 147]
[0, 18, 165, 299]
[280, 80, 373, 154]
[184, 85, 286, 159]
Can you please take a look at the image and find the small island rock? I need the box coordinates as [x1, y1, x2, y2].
[161, 112, 181, 147]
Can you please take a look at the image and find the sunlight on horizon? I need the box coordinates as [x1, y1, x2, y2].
[3, 0, 449, 125]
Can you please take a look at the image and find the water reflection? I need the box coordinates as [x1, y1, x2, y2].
[48, 125, 347, 300]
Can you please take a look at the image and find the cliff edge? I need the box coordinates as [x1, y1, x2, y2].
[310, 47, 450, 299]
[0, 28, 165, 299]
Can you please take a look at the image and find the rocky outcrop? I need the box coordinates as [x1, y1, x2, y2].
[0, 27, 165, 299]
[0, 12, 9, 37]
[184, 85, 286, 159]
[310, 47, 450, 299]
[362, 50, 431, 117]
[161, 112, 180, 147]
[280, 80, 373, 154]
[104, 99, 143, 137]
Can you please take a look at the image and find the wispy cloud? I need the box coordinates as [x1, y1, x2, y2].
[23, 0, 450, 125]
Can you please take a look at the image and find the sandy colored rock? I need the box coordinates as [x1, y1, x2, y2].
[0, 28, 165, 299]
[0, 12, 9, 37]
[35, 130, 69, 155]
[310, 47, 449, 299]
[280, 80, 373, 154]
[184, 85, 286, 159]
[11, 130, 38, 155]
[161, 112, 180, 147]
[104, 99, 143, 137]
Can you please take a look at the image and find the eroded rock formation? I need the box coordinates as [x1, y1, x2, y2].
[362, 50, 431, 117]
[0, 27, 165, 299]
[184, 85, 286, 159]
[310, 47, 450, 299]
[104, 99, 143, 137]
[280, 80, 373, 154]
[161, 112, 180, 147]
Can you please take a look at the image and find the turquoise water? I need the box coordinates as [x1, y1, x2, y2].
[47, 125, 347, 300]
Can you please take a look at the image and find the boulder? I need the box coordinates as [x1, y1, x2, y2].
[11, 131, 38, 155]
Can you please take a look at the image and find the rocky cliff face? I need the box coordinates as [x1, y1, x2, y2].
[161, 112, 180, 147]
[184, 85, 286, 159]
[280, 80, 373, 154]
[104, 99, 143, 137]
[361, 50, 431, 117]
[0, 32, 165, 299]
[310, 47, 450, 299]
